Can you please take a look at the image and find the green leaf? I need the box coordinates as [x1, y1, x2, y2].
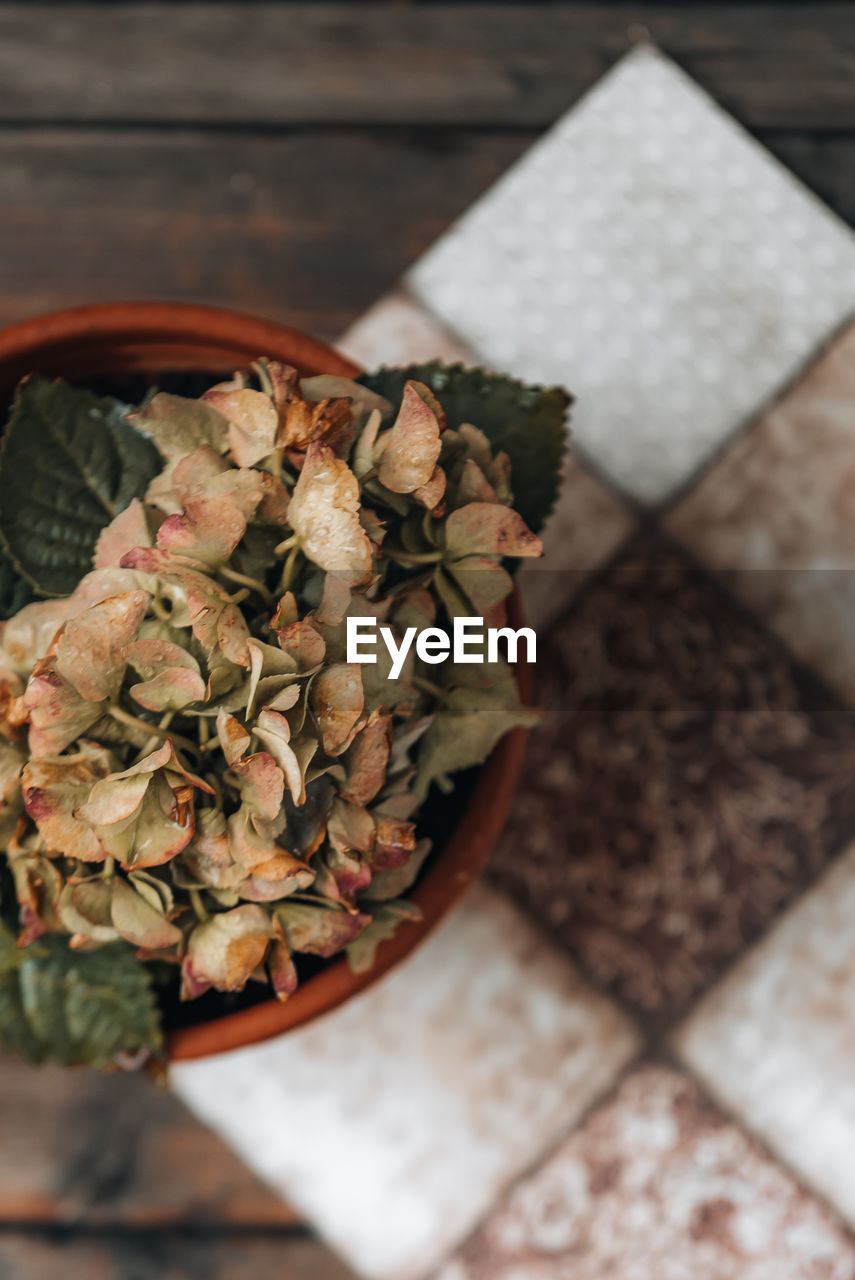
[0, 922, 163, 1068]
[358, 362, 570, 533]
[0, 377, 162, 597]
[346, 900, 421, 974]
[0, 544, 35, 621]
[415, 661, 539, 798]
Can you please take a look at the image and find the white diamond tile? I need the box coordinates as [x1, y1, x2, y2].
[172, 885, 639, 1280]
[408, 45, 855, 504]
[337, 289, 476, 368]
[675, 843, 855, 1228]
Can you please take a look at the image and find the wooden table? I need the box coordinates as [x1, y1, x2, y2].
[0, 4, 851, 1276]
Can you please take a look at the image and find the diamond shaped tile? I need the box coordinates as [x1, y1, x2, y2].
[337, 289, 476, 368]
[336, 289, 635, 630]
[437, 1065, 855, 1280]
[489, 539, 855, 1022]
[667, 320, 855, 705]
[172, 886, 639, 1280]
[676, 842, 855, 1231]
[408, 46, 855, 504]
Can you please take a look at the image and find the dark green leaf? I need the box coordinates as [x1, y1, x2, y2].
[0, 922, 163, 1068]
[0, 544, 35, 620]
[359, 362, 570, 533]
[0, 377, 162, 596]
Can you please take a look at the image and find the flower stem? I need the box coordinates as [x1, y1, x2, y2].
[219, 566, 274, 604]
[274, 534, 298, 556]
[388, 549, 443, 566]
[107, 705, 197, 755]
[189, 889, 209, 922]
[278, 543, 300, 593]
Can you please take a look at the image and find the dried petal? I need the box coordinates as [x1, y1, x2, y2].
[444, 503, 542, 559]
[287, 444, 372, 580]
[377, 381, 442, 493]
[182, 904, 276, 996]
[22, 746, 112, 862]
[55, 590, 150, 702]
[310, 664, 364, 755]
[275, 901, 369, 958]
[203, 388, 278, 467]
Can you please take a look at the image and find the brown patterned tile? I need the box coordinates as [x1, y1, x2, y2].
[490, 539, 855, 1022]
[437, 1065, 855, 1280]
[667, 321, 855, 705]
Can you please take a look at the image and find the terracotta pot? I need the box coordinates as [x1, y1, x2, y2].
[0, 301, 532, 1060]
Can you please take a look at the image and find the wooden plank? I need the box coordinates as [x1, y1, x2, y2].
[0, 1053, 300, 1225]
[0, 4, 852, 130]
[0, 1232, 356, 1280]
[0, 126, 852, 343]
[0, 128, 523, 339]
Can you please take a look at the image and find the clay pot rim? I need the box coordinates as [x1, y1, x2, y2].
[0, 300, 531, 1061]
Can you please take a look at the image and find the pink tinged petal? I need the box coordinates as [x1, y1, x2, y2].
[115, 776, 196, 869]
[193, 807, 233, 868]
[239, 850, 314, 901]
[314, 572, 352, 626]
[22, 665, 102, 758]
[182, 904, 276, 995]
[126, 638, 200, 678]
[310, 663, 364, 755]
[129, 667, 208, 712]
[274, 619, 326, 671]
[203, 388, 279, 467]
[263, 683, 301, 714]
[238, 753, 285, 822]
[275, 902, 369, 958]
[371, 815, 417, 870]
[288, 443, 372, 580]
[173, 444, 231, 494]
[156, 496, 247, 568]
[217, 710, 251, 767]
[377, 380, 442, 493]
[216, 604, 251, 669]
[253, 709, 317, 806]
[110, 876, 182, 950]
[22, 752, 110, 862]
[412, 465, 446, 512]
[456, 457, 499, 505]
[54, 590, 151, 702]
[77, 772, 151, 826]
[326, 845, 372, 898]
[94, 499, 151, 570]
[444, 502, 543, 559]
[270, 592, 298, 630]
[340, 711, 392, 806]
[268, 937, 298, 1000]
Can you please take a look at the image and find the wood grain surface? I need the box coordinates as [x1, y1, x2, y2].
[0, 3, 850, 1273]
[0, 4, 852, 129]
